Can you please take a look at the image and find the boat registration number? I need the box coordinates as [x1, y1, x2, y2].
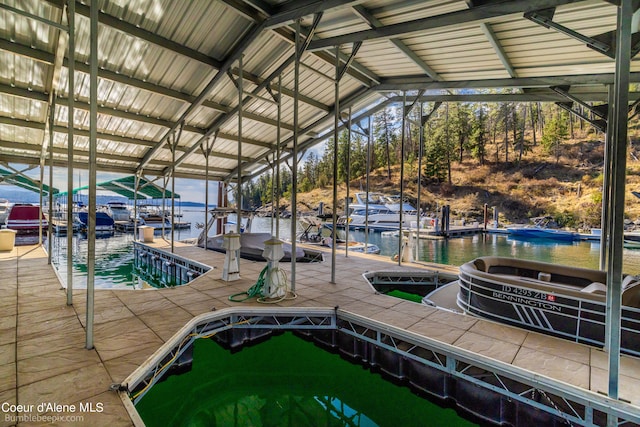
[500, 285, 555, 302]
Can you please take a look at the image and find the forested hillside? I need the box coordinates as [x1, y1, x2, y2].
[242, 101, 640, 230]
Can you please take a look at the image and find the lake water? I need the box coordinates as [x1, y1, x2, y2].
[46, 210, 640, 290]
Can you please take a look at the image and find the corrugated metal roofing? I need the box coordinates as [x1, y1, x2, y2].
[1, 0, 638, 184]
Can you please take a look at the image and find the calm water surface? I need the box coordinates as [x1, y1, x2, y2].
[47, 211, 640, 289]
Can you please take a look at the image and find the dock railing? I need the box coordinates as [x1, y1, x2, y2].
[118, 306, 640, 427]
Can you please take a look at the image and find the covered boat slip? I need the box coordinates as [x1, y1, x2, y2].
[1, 0, 640, 424]
[3, 242, 640, 426]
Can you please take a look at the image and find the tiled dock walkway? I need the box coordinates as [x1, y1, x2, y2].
[1, 241, 639, 426]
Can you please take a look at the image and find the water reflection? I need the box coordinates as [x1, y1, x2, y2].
[350, 230, 640, 275]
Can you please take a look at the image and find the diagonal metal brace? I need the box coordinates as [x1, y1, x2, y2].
[555, 101, 607, 133]
[550, 85, 608, 119]
[524, 8, 611, 56]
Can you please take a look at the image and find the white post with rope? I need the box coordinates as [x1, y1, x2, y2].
[262, 237, 286, 298]
[222, 233, 241, 281]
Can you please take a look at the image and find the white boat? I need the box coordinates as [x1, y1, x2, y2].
[337, 192, 418, 231]
[298, 217, 380, 254]
[0, 199, 10, 226]
[106, 201, 132, 222]
[6, 204, 47, 234]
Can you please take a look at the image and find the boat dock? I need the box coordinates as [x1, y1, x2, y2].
[2, 242, 639, 426]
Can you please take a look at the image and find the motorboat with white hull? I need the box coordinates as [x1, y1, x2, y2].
[195, 209, 323, 262]
[458, 256, 640, 357]
[337, 192, 418, 232]
[6, 204, 47, 234]
[105, 201, 132, 222]
[298, 217, 380, 255]
[0, 198, 10, 226]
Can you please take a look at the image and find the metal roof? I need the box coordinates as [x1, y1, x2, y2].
[0, 167, 59, 195]
[56, 175, 179, 199]
[1, 0, 639, 184]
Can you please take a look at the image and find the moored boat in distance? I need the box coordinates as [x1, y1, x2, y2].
[337, 192, 418, 231]
[76, 211, 115, 234]
[458, 256, 640, 357]
[106, 201, 132, 222]
[506, 216, 578, 241]
[506, 227, 578, 241]
[6, 204, 47, 234]
[0, 198, 10, 226]
[298, 217, 381, 254]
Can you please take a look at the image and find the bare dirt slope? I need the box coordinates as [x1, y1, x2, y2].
[284, 137, 640, 230]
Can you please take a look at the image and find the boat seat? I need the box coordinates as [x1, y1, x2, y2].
[622, 274, 640, 291]
[622, 280, 640, 307]
[473, 258, 487, 272]
[581, 282, 607, 295]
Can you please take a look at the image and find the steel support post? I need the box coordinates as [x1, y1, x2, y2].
[170, 125, 182, 253]
[601, 85, 614, 271]
[365, 116, 371, 250]
[605, 1, 633, 410]
[417, 102, 425, 262]
[202, 137, 211, 251]
[276, 75, 282, 238]
[48, 96, 55, 264]
[38, 160, 44, 245]
[134, 173, 141, 241]
[331, 44, 340, 284]
[398, 92, 407, 265]
[345, 108, 351, 258]
[291, 20, 301, 292]
[66, 0, 75, 306]
[162, 177, 167, 238]
[86, 0, 98, 350]
[237, 55, 243, 235]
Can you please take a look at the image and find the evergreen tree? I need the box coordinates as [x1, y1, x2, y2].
[470, 104, 488, 165]
[541, 109, 569, 163]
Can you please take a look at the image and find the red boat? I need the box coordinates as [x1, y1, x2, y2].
[6, 204, 47, 234]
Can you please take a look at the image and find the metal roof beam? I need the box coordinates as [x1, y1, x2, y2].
[307, 0, 580, 51]
[161, 12, 329, 177]
[0, 153, 226, 181]
[1, 113, 261, 162]
[227, 85, 375, 181]
[54, 97, 274, 149]
[375, 73, 640, 91]
[0, 116, 45, 130]
[225, 0, 379, 87]
[137, 20, 267, 171]
[0, 2, 67, 31]
[383, 92, 640, 103]
[465, 1, 517, 78]
[56, 1, 223, 69]
[351, 4, 442, 81]
[41, 1, 326, 116]
[0, 39, 299, 130]
[265, 0, 363, 29]
[480, 23, 517, 78]
[235, 65, 330, 111]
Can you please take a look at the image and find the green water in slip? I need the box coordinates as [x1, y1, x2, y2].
[135, 333, 478, 427]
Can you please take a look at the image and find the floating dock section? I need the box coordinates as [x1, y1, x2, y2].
[121, 307, 640, 427]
